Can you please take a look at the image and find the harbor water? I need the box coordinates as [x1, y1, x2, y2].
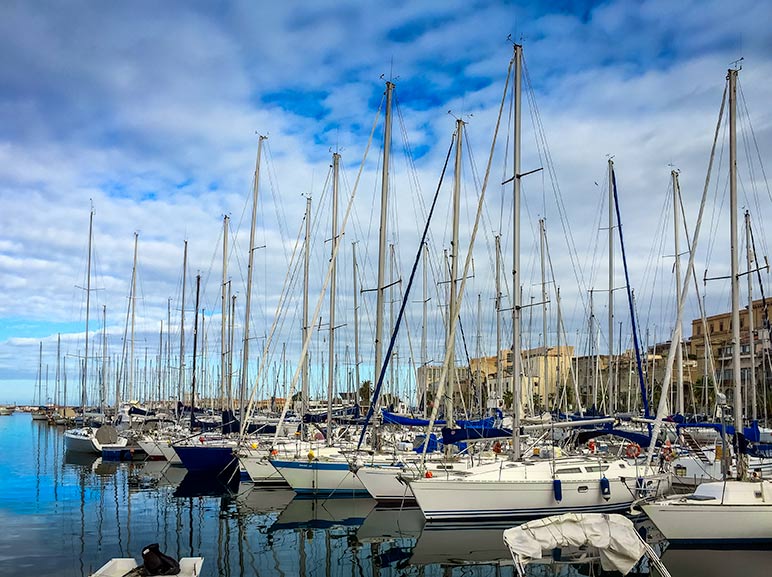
[2, 413, 770, 576]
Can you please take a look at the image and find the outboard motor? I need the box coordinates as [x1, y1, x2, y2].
[141, 543, 181, 575]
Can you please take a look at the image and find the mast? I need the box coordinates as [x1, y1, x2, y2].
[241, 136, 266, 428]
[495, 235, 503, 402]
[56, 333, 61, 409]
[302, 196, 311, 423]
[190, 274, 201, 432]
[728, 67, 744, 479]
[446, 118, 464, 430]
[37, 341, 42, 407]
[229, 287, 236, 409]
[84, 209, 94, 413]
[166, 298, 171, 407]
[422, 242, 429, 416]
[327, 152, 340, 444]
[607, 159, 615, 415]
[102, 306, 107, 414]
[672, 170, 684, 415]
[129, 232, 138, 403]
[178, 240, 188, 416]
[373, 81, 394, 413]
[540, 219, 548, 413]
[221, 215, 229, 408]
[512, 43, 523, 460]
[352, 242, 362, 409]
[745, 211, 757, 421]
[389, 243, 396, 404]
[157, 321, 163, 405]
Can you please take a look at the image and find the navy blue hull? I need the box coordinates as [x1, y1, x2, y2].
[173, 444, 238, 477]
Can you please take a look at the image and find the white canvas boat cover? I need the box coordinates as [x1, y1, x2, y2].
[503, 513, 646, 575]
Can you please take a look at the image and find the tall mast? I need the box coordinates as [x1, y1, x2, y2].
[84, 209, 94, 412]
[745, 210, 757, 421]
[129, 232, 138, 403]
[672, 170, 684, 415]
[422, 242, 429, 416]
[221, 215, 229, 407]
[229, 287, 236, 410]
[302, 196, 311, 423]
[157, 320, 163, 405]
[56, 333, 61, 408]
[374, 81, 394, 409]
[446, 118, 464, 430]
[241, 136, 265, 426]
[389, 244, 396, 402]
[166, 298, 171, 406]
[540, 218, 548, 412]
[607, 159, 615, 415]
[511, 44, 523, 460]
[495, 235, 503, 402]
[178, 240, 188, 415]
[352, 242, 361, 408]
[190, 274, 201, 432]
[37, 341, 42, 406]
[327, 152, 340, 444]
[102, 306, 107, 413]
[728, 67, 744, 479]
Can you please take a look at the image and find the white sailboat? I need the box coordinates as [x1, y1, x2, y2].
[64, 209, 128, 454]
[271, 89, 395, 495]
[643, 478, 772, 544]
[643, 65, 772, 544]
[408, 44, 671, 521]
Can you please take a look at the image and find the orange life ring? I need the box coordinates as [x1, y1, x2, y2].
[625, 443, 641, 458]
[425, 470, 433, 478]
[492, 441, 502, 454]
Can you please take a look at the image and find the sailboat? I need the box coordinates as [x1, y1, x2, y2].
[642, 65, 772, 545]
[408, 44, 671, 521]
[64, 209, 127, 454]
[269, 95, 395, 496]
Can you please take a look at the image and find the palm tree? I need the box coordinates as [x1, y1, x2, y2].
[358, 380, 372, 406]
[503, 389, 513, 410]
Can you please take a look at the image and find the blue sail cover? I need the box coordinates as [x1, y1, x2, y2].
[441, 427, 513, 445]
[381, 410, 445, 427]
[677, 420, 761, 443]
[381, 408, 501, 429]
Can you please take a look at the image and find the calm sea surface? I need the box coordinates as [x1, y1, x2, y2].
[1, 413, 770, 576]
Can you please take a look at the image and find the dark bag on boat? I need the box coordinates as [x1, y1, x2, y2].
[141, 543, 181, 576]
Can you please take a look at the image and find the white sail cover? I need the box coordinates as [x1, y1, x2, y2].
[503, 513, 646, 574]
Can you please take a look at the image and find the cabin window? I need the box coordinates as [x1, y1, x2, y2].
[577, 486, 589, 493]
[585, 465, 610, 472]
[556, 467, 582, 474]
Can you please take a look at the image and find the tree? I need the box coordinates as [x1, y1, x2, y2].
[358, 380, 372, 405]
[503, 389, 513, 410]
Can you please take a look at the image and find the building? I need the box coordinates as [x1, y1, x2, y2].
[689, 298, 771, 393]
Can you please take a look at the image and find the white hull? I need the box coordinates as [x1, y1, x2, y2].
[137, 437, 182, 464]
[409, 457, 669, 521]
[239, 452, 287, 484]
[64, 427, 128, 454]
[271, 459, 367, 495]
[356, 465, 414, 501]
[64, 430, 102, 454]
[643, 480, 772, 543]
[412, 475, 643, 520]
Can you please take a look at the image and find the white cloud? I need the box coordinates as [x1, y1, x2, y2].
[0, 0, 770, 405]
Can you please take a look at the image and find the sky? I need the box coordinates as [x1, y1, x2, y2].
[1, 0, 771, 406]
